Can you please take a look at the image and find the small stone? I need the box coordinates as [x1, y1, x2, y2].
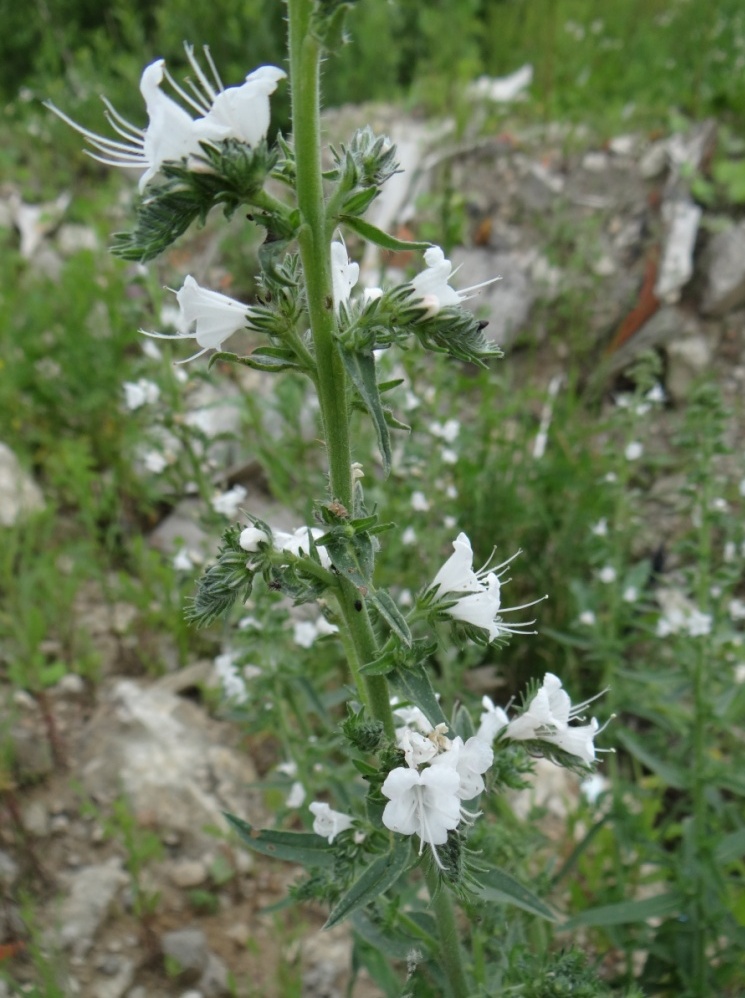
[0, 850, 19, 887]
[50, 814, 70, 834]
[582, 151, 608, 172]
[161, 928, 208, 982]
[54, 673, 86, 697]
[0, 442, 45, 526]
[700, 222, 745, 316]
[665, 335, 713, 402]
[198, 953, 230, 998]
[52, 857, 127, 956]
[168, 860, 209, 889]
[21, 799, 50, 838]
[225, 922, 251, 947]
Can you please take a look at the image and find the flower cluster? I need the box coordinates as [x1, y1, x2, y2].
[381, 707, 493, 866]
[426, 532, 544, 643]
[239, 523, 332, 570]
[47, 45, 285, 192]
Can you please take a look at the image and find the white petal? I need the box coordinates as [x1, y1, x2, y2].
[431, 533, 480, 595]
[176, 275, 248, 349]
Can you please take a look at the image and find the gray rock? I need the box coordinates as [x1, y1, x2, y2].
[51, 857, 127, 956]
[0, 850, 19, 887]
[700, 222, 745, 316]
[168, 859, 209, 889]
[665, 334, 713, 403]
[148, 499, 210, 562]
[0, 442, 44, 526]
[162, 928, 209, 983]
[78, 680, 261, 843]
[655, 199, 701, 303]
[21, 799, 50, 838]
[451, 248, 533, 348]
[198, 953, 230, 998]
[57, 223, 98, 255]
[92, 958, 135, 998]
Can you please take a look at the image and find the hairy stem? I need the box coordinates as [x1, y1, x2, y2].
[425, 866, 469, 998]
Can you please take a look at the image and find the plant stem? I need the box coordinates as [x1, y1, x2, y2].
[287, 0, 394, 740]
[425, 866, 469, 998]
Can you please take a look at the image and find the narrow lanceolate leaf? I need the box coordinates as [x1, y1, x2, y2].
[339, 215, 432, 252]
[561, 892, 682, 930]
[225, 814, 334, 868]
[208, 347, 305, 373]
[371, 590, 412, 647]
[338, 346, 392, 474]
[476, 868, 558, 922]
[325, 839, 412, 928]
[715, 828, 745, 865]
[389, 664, 449, 731]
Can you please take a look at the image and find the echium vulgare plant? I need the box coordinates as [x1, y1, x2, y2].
[50, 2, 610, 993]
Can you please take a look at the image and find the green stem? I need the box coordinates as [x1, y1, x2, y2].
[287, 0, 395, 741]
[425, 867, 469, 998]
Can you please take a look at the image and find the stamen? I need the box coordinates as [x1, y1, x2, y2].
[163, 66, 210, 115]
[183, 43, 219, 103]
[100, 97, 144, 138]
[201, 45, 225, 93]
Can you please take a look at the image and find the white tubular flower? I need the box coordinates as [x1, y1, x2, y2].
[46, 46, 285, 192]
[390, 697, 433, 734]
[381, 765, 461, 864]
[201, 64, 287, 147]
[477, 695, 509, 745]
[239, 526, 269, 552]
[429, 532, 543, 643]
[331, 240, 359, 311]
[505, 673, 604, 766]
[211, 485, 247, 518]
[143, 275, 250, 362]
[432, 735, 494, 800]
[309, 802, 354, 843]
[409, 246, 500, 319]
[275, 526, 332, 570]
[396, 727, 439, 769]
[123, 378, 160, 410]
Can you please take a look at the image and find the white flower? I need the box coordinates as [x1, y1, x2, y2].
[396, 727, 439, 769]
[591, 518, 608, 537]
[276, 759, 297, 777]
[432, 735, 494, 800]
[275, 526, 332, 570]
[143, 275, 249, 362]
[286, 781, 306, 809]
[623, 586, 639, 603]
[429, 419, 460, 443]
[142, 449, 168, 474]
[173, 547, 195, 572]
[580, 773, 609, 804]
[47, 47, 285, 192]
[123, 378, 160, 410]
[309, 802, 354, 843]
[214, 652, 248, 703]
[211, 485, 247, 518]
[239, 526, 269, 552]
[408, 246, 500, 319]
[330, 240, 359, 311]
[381, 765, 462, 861]
[597, 566, 617, 584]
[402, 526, 418, 546]
[477, 695, 509, 745]
[441, 448, 458, 465]
[292, 616, 339, 648]
[391, 698, 433, 734]
[411, 491, 430, 512]
[686, 609, 712, 637]
[505, 673, 603, 766]
[578, 610, 596, 626]
[625, 441, 644, 461]
[429, 532, 541, 643]
[728, 598, 745, 621]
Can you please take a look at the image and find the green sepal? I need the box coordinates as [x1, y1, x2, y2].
[475, 866, 559, 922]
[324, 838, 412, 928]
[338, 346, 393, 474]
[451, 702, 476, 741]
[389, 664, 449, 731]
[225, 814, 335, 868]
[340, 215, 431, 252]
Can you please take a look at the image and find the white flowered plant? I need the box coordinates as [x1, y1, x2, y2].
[53, 9, 610, 994]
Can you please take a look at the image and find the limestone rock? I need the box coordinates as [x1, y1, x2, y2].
[0, 443, 44, 526]
[51, 857, 127, 956]
[700, 222, 745, 316]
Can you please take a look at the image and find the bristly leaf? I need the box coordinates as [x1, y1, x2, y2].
[340, 215, 431, 252]
[389, 664, 449, 731]
[324, 838, 412, 928]
[226, 814, 336, 868]
[112, 140, 284, 263]
[338, 347, 395, 474]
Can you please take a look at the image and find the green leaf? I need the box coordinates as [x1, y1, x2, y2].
[371, 589, 412, 647]
[389, 664, 449, 731]
[338, 346, 393, 473]
[562, 892, 681, 930]
[225, 814, 335, 868]
[715, 828, 745, 865]
[616, 730, 686, 789]
[340, 215, 431, 252]
[325, 839, 412, 928]
[476, 867, 558, 922]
